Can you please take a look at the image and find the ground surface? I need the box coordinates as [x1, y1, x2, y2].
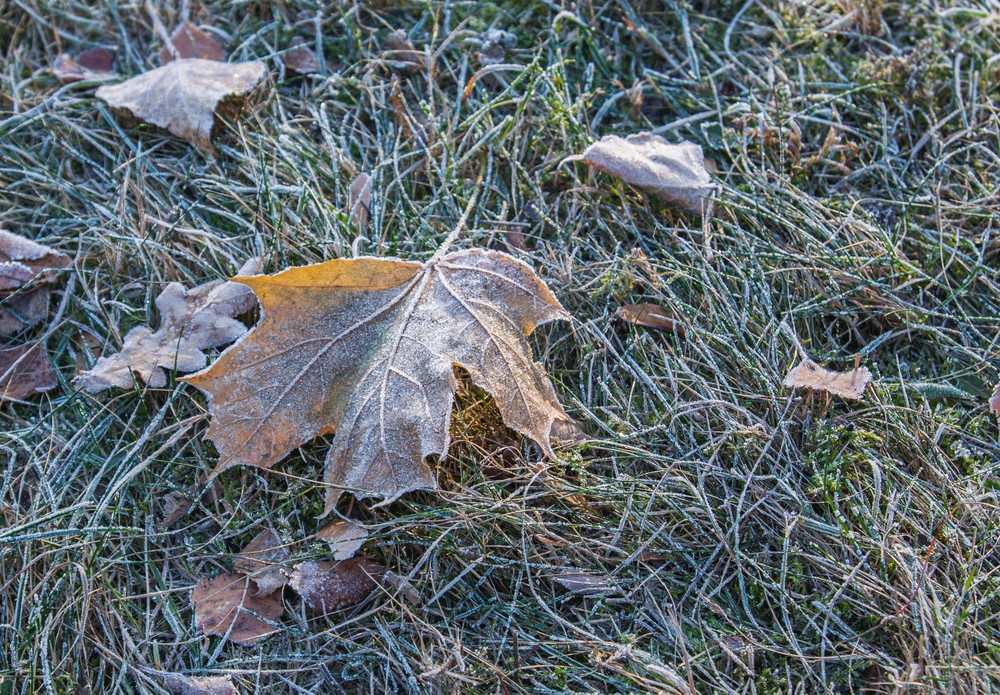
[2, 1, 1000, 693]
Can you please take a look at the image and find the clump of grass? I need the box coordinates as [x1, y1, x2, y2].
[2, 0, 999, 692]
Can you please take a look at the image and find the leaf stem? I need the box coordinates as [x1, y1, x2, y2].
[428, 164, 486, 265]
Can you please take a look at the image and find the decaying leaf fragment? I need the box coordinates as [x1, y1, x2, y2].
[52, 48, 116, 84]
[317, 519, 368, 560]
[160, 22, 225, 64]
[348, 173, 373, 229]
[233, 529, 290, 596]
[159, 490, 194, 530]
[990, 384, 1000, 417]
[96, 59, 267, 152]
[784, 359, 872, 400]
[579, 134, 718, 213]
[76, 258, 259, 393]
[553, 570, 618, 596]
[0, 229, 71, 337]
[183, 249, 575, 513]
[163, 673, 238, 695]
[0, 342, 58, 401]
[289, 558, 384, 612]
[283, 37, 320, 75]
[616, 303, 685, 336]
[384, 30, 424, 74]
[191, 573, 283, 644]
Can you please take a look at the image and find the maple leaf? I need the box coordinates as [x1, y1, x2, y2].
[577, 133, 718, 213]
[75, 259, 260, 393]
[183, 249, 574, 513]
[96, 59, 267, 152]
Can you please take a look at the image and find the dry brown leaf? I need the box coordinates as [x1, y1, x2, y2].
[283, 37, 320, 75]
[96, 59, 267, 152]
[579, 134, 718, 213]
[183, 249, 574, 513]
[316, 520, 368, 560]
[52, 48, 116, 83]
[0, 342, 58, 401]
[163, 673, 238, 695]
[380, 570, 421, 605]
[504, 229, 530, 252]
[191, 573, 283, 644]
[616, 303, 686, 336]
[233, 529, 289, 595]
[348, 173, 373, 229]
[160, 22, 225, 64]
[384, 30, 424, 74]
[784, 359, 872, 400]
[990, 383, 1000, 417]
[0, 229, 71, 337]
[0, 229, 71, 274]
[159, 490, 194, 530]
[75, 258, 259, 393]
[553, 570, 618, 596]
[477, 28, 517, 66]
[0, 282, 50, 338]
[289, 557, 384, 612]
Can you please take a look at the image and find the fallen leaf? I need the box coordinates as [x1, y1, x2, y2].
[159, 490, 194, 530]
[183, 249, 574, 513]
[616, 303, 685, 336]
[191, 573, 283, 644]
[316, 520, 368, 560]
[289, 557, 384, 612]
[503, 229, 529, 252]
[990, 383, 999, 417]
[477, 28, 517, 66]
[384, 29, 423, 74]
[637, 550, 668, 566]
[553, 570, 617, 595]
[784, 359, 872, 400]
[388, 80, 435, 145]
[160, 22, 225, 64]
[0, 229, 71, 337]
[0, 277, 50, 338]
[348, 173, 372, 229]
[550, 417, 587, 445]
[163, 673, 238, 695]
[0, 262, 36, 292]
[380, 570, 421, 606]
[96, 59, 267, 152]
[75, 258, 260, 393]
[0, 342, 58, 401]
[0, 229, 72, 275]
[234, 529, 289, 595]
[579, 134, 717, 213]
[52, 48, 116, 83]
[283, 37, 320, 75]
